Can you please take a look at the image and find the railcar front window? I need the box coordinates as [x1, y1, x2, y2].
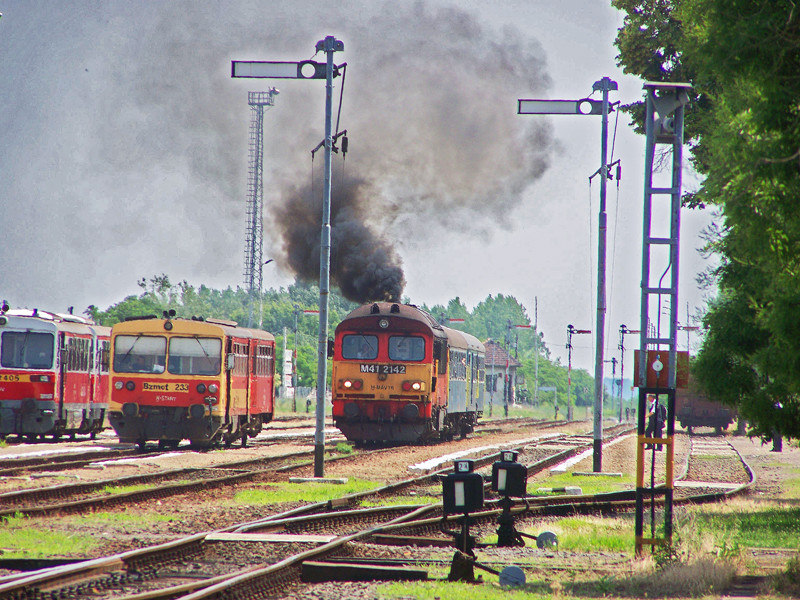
[389, 336, 425, 361]
[114, 335, 167, 373]
[168, 337, 222, 375]
[342, 335, 378, 360]
[0, 332, 54, 369]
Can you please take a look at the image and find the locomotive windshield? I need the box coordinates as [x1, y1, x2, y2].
[388, 336, 425, 361]
[0, 331, 54, 369]
[341, 335, 378, 360]
[168, 337, 222, 375]
[114, 335, 166, 373]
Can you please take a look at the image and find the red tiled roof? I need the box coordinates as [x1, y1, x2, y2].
[484, 340, 521, 368]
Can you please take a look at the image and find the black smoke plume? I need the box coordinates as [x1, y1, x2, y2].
[277, 174, 405, 303]
[0, 1, 552, 309]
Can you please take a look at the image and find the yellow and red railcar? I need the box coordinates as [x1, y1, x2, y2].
[108, 315, 274, 449]
[0, 307, 109, 441]
[332, 302, 484, 443]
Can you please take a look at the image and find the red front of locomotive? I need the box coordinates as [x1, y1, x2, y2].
[331, 303, 445, 443]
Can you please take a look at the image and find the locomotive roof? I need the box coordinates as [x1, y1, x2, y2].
[112, 317, 274, 342]
[340, 302, 484, 353]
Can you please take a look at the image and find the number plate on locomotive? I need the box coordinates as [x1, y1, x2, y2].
[360, 364, 406, 374]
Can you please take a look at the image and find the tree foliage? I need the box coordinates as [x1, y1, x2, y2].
[90, 278, 605, 411]
[614, 0, 800, 440]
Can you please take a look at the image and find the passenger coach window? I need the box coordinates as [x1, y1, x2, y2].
[168, 337, 222, 375]
[0, 332, 54, 369]
[342, 335, 378, 360]
[389, 336, 425, 361]
[114, 335, 166, 373]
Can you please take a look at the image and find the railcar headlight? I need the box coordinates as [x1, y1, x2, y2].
[208, 384, 219, 394]
[196, 383, 207, 393]
[411, 381, 422, 391]
[125, 381, 135, 391]
[114, 381, 124, 390]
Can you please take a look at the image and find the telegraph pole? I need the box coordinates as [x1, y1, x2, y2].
[519, 77, 618, 471]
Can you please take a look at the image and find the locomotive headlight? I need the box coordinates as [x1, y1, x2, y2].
[402, 380, 423, 392]
[208, 384, 219, 394]
[379, 318, 389, 329]
[341, 379, 363, 390]
[114, 381, 124, 390]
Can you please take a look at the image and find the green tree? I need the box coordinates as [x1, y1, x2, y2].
[614, 0, 800, 440]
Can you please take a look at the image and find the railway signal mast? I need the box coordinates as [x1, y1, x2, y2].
[518, 77, 618, 472]
[634, 82, 692, 555]
[233, 36, 345, 478]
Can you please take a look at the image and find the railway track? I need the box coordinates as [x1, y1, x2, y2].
[0, 425, 754, 600]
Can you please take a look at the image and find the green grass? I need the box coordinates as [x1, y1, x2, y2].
[689, 504, 800, 550]
[102, 483, 156, 495]
[778, 468, 800, 499]
[530, 470, 635, 496]
[359, 495, 440, 507]
[0, 514, 98, 558]
[379, 580, 554, 599]
[234, 478, 382, 504]
[335, 441, 354, 455]
[75, 511, 177, 524]
[537, 515, 635, 553]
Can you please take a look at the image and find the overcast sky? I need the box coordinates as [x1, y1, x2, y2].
[0, 1, 714, 374]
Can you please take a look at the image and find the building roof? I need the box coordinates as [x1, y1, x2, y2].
[484, 340, 521, 368]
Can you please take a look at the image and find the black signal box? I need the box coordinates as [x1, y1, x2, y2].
[442, 460, 484, 515]
[491, 451, 527, 498]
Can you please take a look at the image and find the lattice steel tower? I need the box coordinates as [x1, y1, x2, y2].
[243, 89, 278, 298]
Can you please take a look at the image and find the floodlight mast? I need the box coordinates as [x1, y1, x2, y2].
[232, 36, 344, 478]
[518, 77, 618, 472]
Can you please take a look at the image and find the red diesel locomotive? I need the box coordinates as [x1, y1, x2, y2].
[331, 302, 485, 443]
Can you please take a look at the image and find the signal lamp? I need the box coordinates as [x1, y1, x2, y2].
[196, 383, 206, 393]
[125, 381, 135, 391]
[208, 384, 219, 394]
[114, 381, 124, 390]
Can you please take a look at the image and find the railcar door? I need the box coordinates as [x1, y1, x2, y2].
[57, 332, 66, 423]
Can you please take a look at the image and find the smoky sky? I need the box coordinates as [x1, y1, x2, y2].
[0, 0, 553, 309]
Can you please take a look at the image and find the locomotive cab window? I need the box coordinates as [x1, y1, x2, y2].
[114, 335, 167, 373]
[342, 335, 378, 360]
[168, 337, 222, 375]
[389, 336, 425, 361]
[1, 331, 54, 369]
